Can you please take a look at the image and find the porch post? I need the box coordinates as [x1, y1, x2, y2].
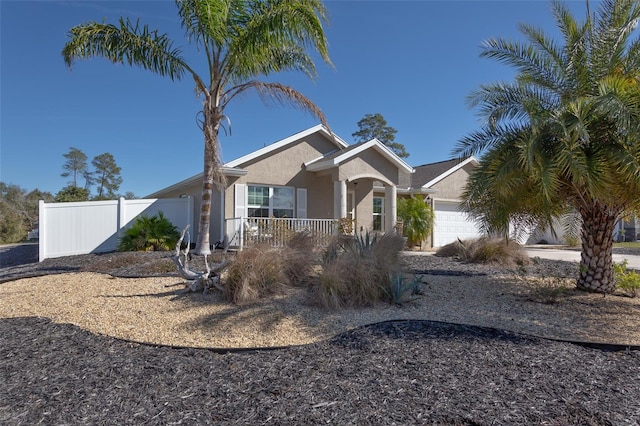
[334, 180, 347, 218]
[385, 185, 397, 233]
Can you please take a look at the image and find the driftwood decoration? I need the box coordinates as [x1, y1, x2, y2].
[171, 225, 229, 294]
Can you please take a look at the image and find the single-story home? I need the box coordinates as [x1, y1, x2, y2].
[148, 125, 481, 249]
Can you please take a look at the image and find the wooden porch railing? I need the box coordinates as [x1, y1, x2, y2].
[224, 217, 337, 250]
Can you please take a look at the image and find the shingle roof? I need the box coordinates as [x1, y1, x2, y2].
[411, 158, 464, 188]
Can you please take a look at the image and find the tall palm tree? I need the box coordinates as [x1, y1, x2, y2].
[455, 0, 640, 293]
[62, 0, 332, 257]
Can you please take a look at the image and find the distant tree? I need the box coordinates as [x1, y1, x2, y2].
[91, 153, 122, 199]
[353, 113, 408, 158]
[61, 147, 91, 188]
[0, 182, 53, 243]
[123, 191, 137, 199]
[24, 189, 54, 229]
[0, 183, 27, 243]
[55, 185, 90, 202]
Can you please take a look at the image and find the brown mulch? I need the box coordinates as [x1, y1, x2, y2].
[1, 246, 640, 425]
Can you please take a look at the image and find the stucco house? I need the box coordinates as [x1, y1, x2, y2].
[148, 125, 480, 249]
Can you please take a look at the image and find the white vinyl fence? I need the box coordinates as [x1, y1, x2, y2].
[39, 197, 192, 261]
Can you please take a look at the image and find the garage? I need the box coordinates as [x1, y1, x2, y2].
[432, 200, 482, 247]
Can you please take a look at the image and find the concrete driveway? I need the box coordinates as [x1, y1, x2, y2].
[525, 247, 640, 270]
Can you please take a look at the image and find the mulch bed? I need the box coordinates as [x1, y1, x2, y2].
[2, 245, 640, 424]
[2, 317, 638, 425]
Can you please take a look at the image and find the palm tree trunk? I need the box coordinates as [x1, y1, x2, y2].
[194, 100, 224, 256]
[577, 203, 617, 293]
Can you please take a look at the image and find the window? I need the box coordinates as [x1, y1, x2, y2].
[247, 185, 294, 218]
[373, 196, 384, 232]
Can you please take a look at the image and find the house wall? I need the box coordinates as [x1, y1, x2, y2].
[307, 174, 334, 218]
[351, 180, 374, 231]
[429, 163, 474, 199]
[337, 150, 399, 184]
[224, 134, 339, 220]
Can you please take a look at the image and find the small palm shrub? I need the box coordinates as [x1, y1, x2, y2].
[314, 232, 405, 309]
[613, 260, 640, 297]
[436, 237, 529, 266]
[397, 195, 434, 247]
[118, 212, 180, 252]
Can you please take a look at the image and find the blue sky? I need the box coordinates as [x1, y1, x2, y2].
[1, 0, 586, 197]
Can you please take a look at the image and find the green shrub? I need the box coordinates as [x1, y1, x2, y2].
[397, 195, 435, 247]
[314, 232, 405, 309]
[613, 260, 640, 298]
[118, 212, 180, 252]
[563, 233, 580, 247]
[435, 237, 529, 266]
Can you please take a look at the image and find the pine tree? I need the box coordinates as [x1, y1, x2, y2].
[91, 153, 122, 200]
[352, 113, 409, 158]
[61, 147, 90, 188]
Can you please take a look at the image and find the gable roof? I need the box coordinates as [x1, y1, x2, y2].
[146, 124, 345, 198]
[225, 124, 347, 168]
[304, 138, 414, 174]
[411, 157, 478, 188]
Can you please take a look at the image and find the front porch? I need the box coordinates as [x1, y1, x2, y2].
[224, 217, 338, 250]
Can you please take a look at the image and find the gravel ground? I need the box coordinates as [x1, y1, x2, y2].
[1, 244, 640, 425]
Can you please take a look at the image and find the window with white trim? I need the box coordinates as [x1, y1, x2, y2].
[373, 196, 384, 232]
[247, 185, 294, 218]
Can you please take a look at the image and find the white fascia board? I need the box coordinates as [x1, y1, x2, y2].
[379, 186, 437, 195]
[225, 124, 346, 168]
[306, 139, 415, 173]
[423, 156, 478, 188]
[146, 166, 246, 198]
[146, 173, 203, 198]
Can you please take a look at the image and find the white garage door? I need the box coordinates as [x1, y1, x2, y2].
[433, 200, 482, 247]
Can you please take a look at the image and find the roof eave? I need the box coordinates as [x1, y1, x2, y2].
[423, 156, 478, 188]
[145, 166, 247, 198]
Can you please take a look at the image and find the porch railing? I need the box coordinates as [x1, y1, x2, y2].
[224, 217, 337, 250]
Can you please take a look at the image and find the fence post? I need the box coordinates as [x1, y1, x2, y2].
[38, 200, 46, 262]
[118, 197, 126, 233]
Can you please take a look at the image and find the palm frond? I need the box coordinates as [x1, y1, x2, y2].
[62, 18, 189, 80]
[223, 0, 331, 82]
[223, 80, 328, 128]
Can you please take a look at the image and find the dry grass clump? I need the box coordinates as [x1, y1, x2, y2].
[281, 231, 318, 286]
[223, 244, 289, 304]
[436, 237, 529, 266]
[313, 233, 406, 309]
[222, 232, 319, 304]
